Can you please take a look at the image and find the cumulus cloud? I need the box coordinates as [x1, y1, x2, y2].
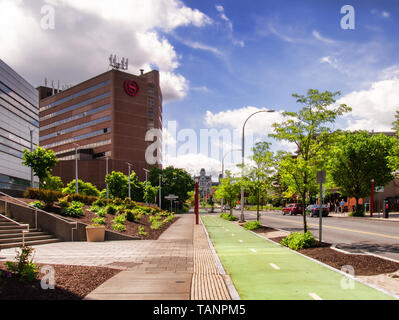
[0, 0, 211, 102]
[339, 67, 399, 131]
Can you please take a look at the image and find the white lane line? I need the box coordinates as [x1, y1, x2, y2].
[239, 240, 243, 243]
[309, 293, 322, 300]
[270, 263, 280, 270]
[250, 248, 257, 253]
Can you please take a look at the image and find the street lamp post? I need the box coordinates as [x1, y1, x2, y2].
[72, 143, 80, 194]
[143, 168, 150, 204]
[29, 127, 34, 188]
[159, 174, 162, 208]
[194, 178, 199, 225]
[106, 156, 109, 199]
[240, 110, 275, 221]
[126, 162, 133, 199]
[370, 179, 375, 217]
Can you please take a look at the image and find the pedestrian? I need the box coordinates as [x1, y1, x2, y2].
[340, 199, 345, 213]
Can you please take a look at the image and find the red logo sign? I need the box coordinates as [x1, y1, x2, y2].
[124, 80, 140, 96]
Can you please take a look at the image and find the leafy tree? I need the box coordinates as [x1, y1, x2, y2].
[270, 89, 351, 232]
[41, 175, 64, 191]
[104, 171, 144, 201]
[214, 171, 240, 214]
[244, 142, 274, 221]
[143, 182, 159, 204]
[329, 131, 397, 212]
[148, 166, 194, 209]
[62, 179, 100, 196]
[22, 147, 58, 187]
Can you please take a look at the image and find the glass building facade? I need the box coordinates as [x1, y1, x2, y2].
[0, 59, 39, 192]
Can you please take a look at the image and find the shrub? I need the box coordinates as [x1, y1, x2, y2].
[112, 223, 126, 232]
[92, 198, 107, 207]
[92, 217, 105, 225]
[29, 201, 44, 210]
[62, 201, 84, 217]
[62, 179, 100, 196]
[163, 214, 175, 223]
[40, 189, 61, 208]
[138, 226, 147, 236]
[5, 246, 38, 282]
[151, 220, 164, 230]
[113, 214, 126, 225]
[106, 204, 117, 215]
[58, 196, 70, 209]
[89, 205, 100, 213]
[243, 220, 261, 230]
[41, 175, 64, 191]
[280, 231, 316, 251]
[125, 209, 135, 222]
[220, 213, 237, 221]
[24, 188, 41, 200]
[67, 194, 98, 205]
[149, 215, 161, 223]
[349, 211, 365, 217]
[96, 207, 107, 217]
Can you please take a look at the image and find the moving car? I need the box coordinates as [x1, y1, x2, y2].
[282, 203, 304, 215]
[306, 204, 330, 217]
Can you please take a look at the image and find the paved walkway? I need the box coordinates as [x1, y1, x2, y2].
[0, 213, 233, 300]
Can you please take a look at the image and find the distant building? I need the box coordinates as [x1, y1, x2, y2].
[0, 59, 39, 195]
[194, 168, 219, 199]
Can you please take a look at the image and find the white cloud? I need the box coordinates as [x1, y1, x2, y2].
[371, 9, 390, 19]
[215, 4, 244, 47]
[0, 0, 211, 103]
[339, 68, 399, 131]
[312, 30, 337, 45]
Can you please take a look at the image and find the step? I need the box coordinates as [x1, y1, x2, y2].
[0, 238, 60, 249]
[0, 222, 17, 226]
[0, 235, 54, 245]
[0, 228, 38, 235]
[0, 225, 28, 230]
[0, 231, 47, 239]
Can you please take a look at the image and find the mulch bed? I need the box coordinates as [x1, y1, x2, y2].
[55, 206, 180, 240]
[268, 236, 399, 276]
[252, 226, 280, 234]
[0, 262, 120, 300]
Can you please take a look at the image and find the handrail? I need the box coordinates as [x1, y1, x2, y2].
[0, 213, 29, 246]
[0, 191, 77, 225]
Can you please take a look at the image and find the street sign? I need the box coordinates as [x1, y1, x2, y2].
[165, 194, 178, 200]
[316, 170, 326, 184]
[375, 186, 384, 192]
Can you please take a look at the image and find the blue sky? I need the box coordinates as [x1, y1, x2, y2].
[2, 0, 399, 178]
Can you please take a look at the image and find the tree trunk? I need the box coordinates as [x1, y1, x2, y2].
[302, 191, 307, 233]
[257, 188, 260, 221]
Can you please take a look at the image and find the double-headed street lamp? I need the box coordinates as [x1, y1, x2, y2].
[126, 162, 133, 199]
[240, 110, 275, 222]
[221, 148, 241, 212]
[72, 143, 80, 194]
[29, 127, 35, 188]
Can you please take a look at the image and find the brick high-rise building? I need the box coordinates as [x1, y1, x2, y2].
[38, 68, 162, 189]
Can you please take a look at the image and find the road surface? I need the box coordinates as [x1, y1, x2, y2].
[231, 210, 399, 262]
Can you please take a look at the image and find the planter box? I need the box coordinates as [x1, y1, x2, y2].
[86, 226, 105, 242]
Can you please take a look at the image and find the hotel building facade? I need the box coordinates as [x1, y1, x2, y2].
[0, 59, 39, 194]
[38, 68, 162, 188]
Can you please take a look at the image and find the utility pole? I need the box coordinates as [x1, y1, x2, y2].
[126, 162, 133, 199]
[195, 178, 199, 225]
[73, 143, 80, 194]
[159, 174, 162, 208]
[317, 170, 326, 245]
[370, 179, 374, 217]
[29, 127, 34, 188]
[106, 156, 109, 199]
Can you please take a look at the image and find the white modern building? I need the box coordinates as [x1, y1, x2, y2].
[0, 59, 39, 194]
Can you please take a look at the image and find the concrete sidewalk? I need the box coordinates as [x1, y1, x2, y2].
[85, 214, 232, 300]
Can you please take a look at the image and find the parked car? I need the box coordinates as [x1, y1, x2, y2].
[306, 204, 329, 217]
[282, 203, 304, 215]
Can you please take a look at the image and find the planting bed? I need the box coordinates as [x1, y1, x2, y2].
[0, 262, 120, 300]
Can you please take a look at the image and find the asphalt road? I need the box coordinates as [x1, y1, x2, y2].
[231, 210, 399, 262]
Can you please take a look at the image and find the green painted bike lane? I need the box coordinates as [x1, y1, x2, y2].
[201, 215, 396, 300]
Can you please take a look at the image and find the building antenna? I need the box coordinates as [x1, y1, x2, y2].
[109, 54, 129, 71]
[44, 77, 48, 86]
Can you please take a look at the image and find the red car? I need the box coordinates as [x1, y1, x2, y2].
[282, 203, 304, 215]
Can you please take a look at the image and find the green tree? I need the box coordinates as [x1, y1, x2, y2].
[148, 166, 195, 209]
[214, 171, 240, 214]
[41, 175, 64, 191]
[62, 179, 100, 196]
[143, 182, 159, 204]
[244, 142, 274, 221]
[22, 147, 58, 187]
[329, 131, 397, 212]
[104, 171, 144, 201]
[270, 89, 351, 232]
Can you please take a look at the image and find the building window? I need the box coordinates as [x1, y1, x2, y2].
[148, 87, 154, 97]
[148, 107, 154, 119]
[148, 97, 154, 107]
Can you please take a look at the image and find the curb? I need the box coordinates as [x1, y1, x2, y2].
[200, 217, 241, 301]
[248, 227, 399, 300]
[330, 244, 399, 264]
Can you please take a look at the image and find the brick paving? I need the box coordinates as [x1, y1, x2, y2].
[0, 213, 234, 300]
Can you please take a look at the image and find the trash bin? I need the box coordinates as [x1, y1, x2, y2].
[383, 201, 389, 219]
